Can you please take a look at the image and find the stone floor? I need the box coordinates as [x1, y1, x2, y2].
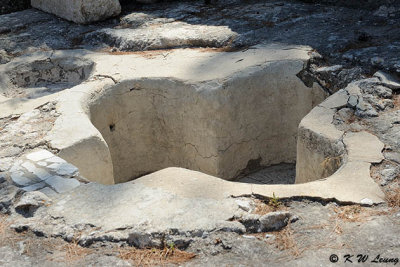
[237, 163, 296, 184]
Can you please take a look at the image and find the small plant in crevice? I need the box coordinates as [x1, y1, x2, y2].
[268, 192, 282, 210]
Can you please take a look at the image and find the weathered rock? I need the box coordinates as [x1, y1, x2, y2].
[380, 166, 399, 185]
[361, 83, 393, 99]
[87, 22, 238, 51]
[259, 211, 292, 232]
[355, 98, 378, 118]
[235, 199, 253, 212]
[0, 173, 5, 184]
[384, 152, 400, 164]
[374, 71, 400, 90]
[47, 162, 78, 177]
[14, 191, 51, 216]
[128, 232, 162, 249]
[0, 50, 11, 64]
[239, 211, 292, 232]
[0, 185, 20, 214]
[31, 0, 121, 24]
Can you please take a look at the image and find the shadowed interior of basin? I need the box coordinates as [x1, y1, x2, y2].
[89, 61, 328, 184]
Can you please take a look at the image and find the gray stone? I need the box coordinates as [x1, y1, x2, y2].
[10, 171, 36, 186]
[376, 99, 394, 110]
[128, 232, 162, 249]
[0, 247, 31, 267]
[360, 198, 374, 206]
[384, 152, 400, 164]
[0, 173, 5, 184]
[355, 100, 378, 117]
[15, 191, 52, 216]
[363, 85, 393, 99]
[21, 182, 47, 192]
[38, 187, 58, 197]
[235, 199, 253, 212]
[259, 211, 292, 232]
[31, 168, 52, 181]
[48, 162, 78, 176]
[380, 167, 398, 185]
[374, 71, 400, 89]
[45, 176, 80, 193]
[0, 50, 12, 64]
[0, 185, 20, 214]
[348, 95, 359, 108]
[31, 0, 121, 24]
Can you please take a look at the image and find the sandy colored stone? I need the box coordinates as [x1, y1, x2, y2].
[43, 45, 325, 184]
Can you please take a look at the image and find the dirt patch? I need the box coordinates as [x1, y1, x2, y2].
[386, 188, 400, 208]
[273, 223, 301, 258]
[253, 196, 286, 215]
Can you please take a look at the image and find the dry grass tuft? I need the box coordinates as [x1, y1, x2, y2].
[386, 188, 400, 208]
[333, 205, 388, 223]
[392, 94, 400, 110]
[330, 205, 389, 235]
[0, 214, 12, 242]
[0, 214, 9, 238]
[274, 223, 301, 258]
[118, 246, 196, 266]
[60, 241, 93, 262]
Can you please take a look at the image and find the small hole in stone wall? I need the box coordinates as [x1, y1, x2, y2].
[109, 123, 116, 132]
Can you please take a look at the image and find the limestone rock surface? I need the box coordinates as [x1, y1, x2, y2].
[31, 0, 121, 24]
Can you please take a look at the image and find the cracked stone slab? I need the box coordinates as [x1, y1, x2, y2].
[44, 181, 241, 234]
[8, 149, 83, 196]
[344, 131, 385, 163]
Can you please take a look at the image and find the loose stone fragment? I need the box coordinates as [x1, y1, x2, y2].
[259, 211, 292, 231]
